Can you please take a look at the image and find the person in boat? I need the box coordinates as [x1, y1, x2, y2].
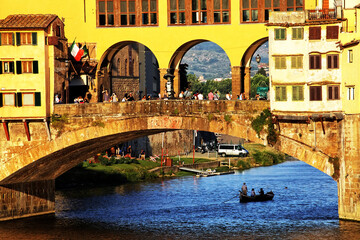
[259, 188, 264, 195]
[241, 183, 248, 195]
[251, 188, 256, 197]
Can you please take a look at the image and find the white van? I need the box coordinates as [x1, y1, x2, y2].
[218, 144, 249, 157]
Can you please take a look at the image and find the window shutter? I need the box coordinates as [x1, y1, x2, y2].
[275, 29, 279, 39]
[16, 32, 21, 46]
[281, 86, 286, 101]
[291, 56, 296, 68]
[0, 33, 1, 46]
[327, 55, 332, 68]
[334, 55, 338, 68]
[292, 86, 297, 100]
[281, 57, 286, 69]
[309, 27, 321, 40]
[12, 33, 15, 46]
[281, 29, 286, 39]
[328, 86, 333, 99]
[292, 29, 296, 39]
[316, 55, 321, 69]
[326, 26, 338, 39]
[33, 61, 39, 74]
[16, 92, 22, 107]
[0, 61, 2, 74]
[275, 87, 280, 101]
[0, 93, 2, 107]
[335, 86, 339, 99]
[299, 86, 304, 100]
[298, 56, 303, 68]
[275, 57, 279, 69]
[35, 92, 41, 106]
[310, 87, 314, 101]
[16, 61, 22, 74]
[32, 32, 37, 45]
[317, 86, 322, 100]
[9, 62, 14, 73]
[309, 56, 314, 69]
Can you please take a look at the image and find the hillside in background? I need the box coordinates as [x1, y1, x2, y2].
[181, 41, 269, 80]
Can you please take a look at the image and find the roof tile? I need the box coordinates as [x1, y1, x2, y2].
[0, 14, 58, 29]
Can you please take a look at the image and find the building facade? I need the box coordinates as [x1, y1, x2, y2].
[0, 14, 67, 119]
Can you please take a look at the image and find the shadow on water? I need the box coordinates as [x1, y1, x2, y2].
[1, 161, 360, 239]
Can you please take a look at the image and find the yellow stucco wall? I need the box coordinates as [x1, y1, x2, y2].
[0, 30, 52, 118]
[0, 0, 268, 68]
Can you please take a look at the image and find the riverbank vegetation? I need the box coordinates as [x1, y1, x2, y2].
[56, 143, 286, 189]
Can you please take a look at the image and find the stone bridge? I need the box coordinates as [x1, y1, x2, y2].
[0, 100, 358, 222]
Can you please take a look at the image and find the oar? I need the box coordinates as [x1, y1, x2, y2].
[222, 194, 239, 203]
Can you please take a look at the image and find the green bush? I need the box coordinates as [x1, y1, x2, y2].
[236, 159, 251, 169]
[252, 150, 285, 166]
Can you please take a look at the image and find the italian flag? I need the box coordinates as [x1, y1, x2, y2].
[70, 41, 84, 61]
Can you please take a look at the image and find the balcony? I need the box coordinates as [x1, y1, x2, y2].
[307, 9, 337, 21]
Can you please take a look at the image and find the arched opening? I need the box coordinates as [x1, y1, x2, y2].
[249, 41, 269, 99]
[97, 41, 160, 102]
[240, 37, 268, 100]
[167, 40, 231, 99]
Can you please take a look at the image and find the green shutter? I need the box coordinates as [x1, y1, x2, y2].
[12, 33, 15, 46]
[275, 29, 279, 40]
[291, 56, 296, 68]
[275, 87, 280, 101]
[0, 93, 2, 107]
[0, 61, 2, 74]
[16, 92, 22, 107]
[281, 57, 286, 69]
[32, 32, 37, 45]
[16, 61, 22, 74]
[35, 92, 41, 106]
[16, 32, 21, 46]
[33, 61, 38, 74]
[9, 62, 14, 73]
[299, 86, 304, 100]
[292, 29, 296, 39]
[281, 29, 286, 40]
[281, 86, 287, 101]
[292, 86, 297, 101]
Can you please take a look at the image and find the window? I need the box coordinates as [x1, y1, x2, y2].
[3, 93, 15, 106]
[213, 0, 230, 23]
[292, 28, 303, 40]
[310, 86, 322, 101]
[0, 33, 14, 45]
[286, 0, 303, 11]
[170, 0, 186, 24]
[309, 55, 321, 69]
[0, 61, 15, 74]
[292, 86, 304, 101]
[15, 32, 37, 45]
[242, 0, 258, 22]
[327, 54, 339, 69]
[328, 85, 340, 100]
[120, 0, 136, 25]
[275, 28, 286, 40]
[98, 0, 114, 26]
[326, 26, 339, 40]
[22, 93, 35, 106]
[348, 50, 353, 63]
[275, 86, 287, 101]
[191, 0, 208, 24]
[348, 87, 355, 100]
[309, 27, 321, 40]
[274, 56, 286, 69]
[291, 56, 302, 69]
[142, 0, 157, 25]
[16, 61, 39, 74]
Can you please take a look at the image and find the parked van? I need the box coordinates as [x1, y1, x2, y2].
[218, 144, 249, 157]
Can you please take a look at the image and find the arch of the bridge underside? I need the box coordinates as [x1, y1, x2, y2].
[0, 114, 334, 185]
[96, 41, 160, 101]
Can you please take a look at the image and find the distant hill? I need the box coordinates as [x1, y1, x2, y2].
[181, 41, 269, 80]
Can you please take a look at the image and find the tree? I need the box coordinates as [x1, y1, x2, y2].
[250, 74, 269, 98]
[257, 67, 267, 77]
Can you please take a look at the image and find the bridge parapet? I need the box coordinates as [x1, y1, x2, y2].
[53, 100, 270, 117]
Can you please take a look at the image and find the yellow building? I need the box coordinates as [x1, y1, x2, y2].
[0, 14, 67, 120]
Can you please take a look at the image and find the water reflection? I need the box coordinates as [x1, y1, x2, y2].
[1, 161, 360, 239]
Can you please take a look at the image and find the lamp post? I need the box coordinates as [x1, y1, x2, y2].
[64, 59, 70, 103]
[256, 54, 261, 64]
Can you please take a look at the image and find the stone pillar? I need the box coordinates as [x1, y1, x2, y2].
[231, 66, 241, 100]
[244, 66, 251, 100]
[159, 68, 168, 98]
[338, 114, 360, 221]
[173, 69, 180, 97]
[0, 180, 55, 221]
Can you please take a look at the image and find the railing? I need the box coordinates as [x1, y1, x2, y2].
[307, 9, 336, 21]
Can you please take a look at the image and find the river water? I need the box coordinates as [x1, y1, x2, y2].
[1, 161, 360, 239]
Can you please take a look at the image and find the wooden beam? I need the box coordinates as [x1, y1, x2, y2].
[2, 121, 9, 141]
[23, 120, 30, 141]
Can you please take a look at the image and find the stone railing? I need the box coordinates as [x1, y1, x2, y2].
[53, 100, 270, 117]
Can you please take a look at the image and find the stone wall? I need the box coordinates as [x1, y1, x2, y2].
[0, 180, 55, 221]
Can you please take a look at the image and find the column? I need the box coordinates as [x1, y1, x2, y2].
[173, 69, 180, 97]
[0, 180, 55, 221]
[244, 66, 251, 100]
[231, 66, 241, 100]
[159, 68, 168, 98]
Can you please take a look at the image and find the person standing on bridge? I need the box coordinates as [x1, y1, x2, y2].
[241, 183, 248, 195]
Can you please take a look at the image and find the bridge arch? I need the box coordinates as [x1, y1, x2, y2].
[0, 101, 334, 185]
[97, 41, 160, 101]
